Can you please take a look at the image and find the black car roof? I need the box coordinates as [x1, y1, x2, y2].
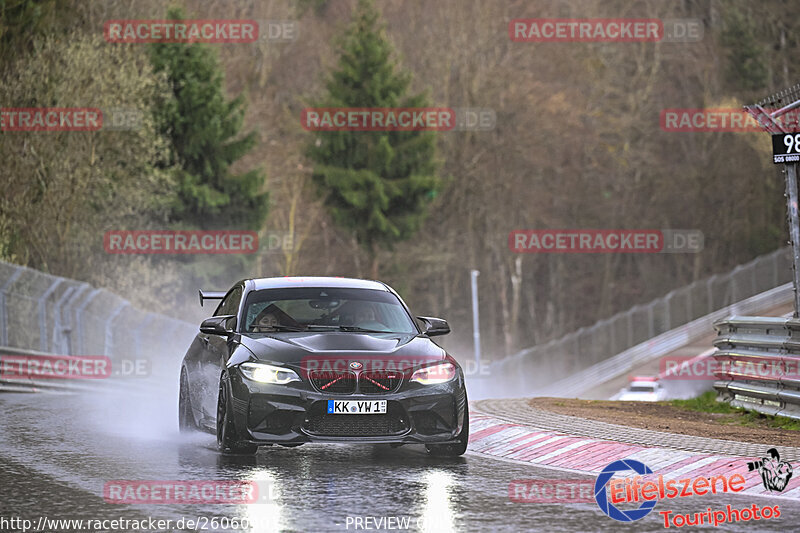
[248, 277, 389, 291]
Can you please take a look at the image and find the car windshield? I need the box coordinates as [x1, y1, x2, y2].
[242, 287, 417, 334]
[628, 384, 657, 393]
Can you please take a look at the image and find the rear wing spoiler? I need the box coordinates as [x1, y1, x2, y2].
[199, 290, 226, 307]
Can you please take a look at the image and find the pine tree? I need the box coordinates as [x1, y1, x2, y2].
[307, 0, 442, 278]
[149, 7, 268, 230]
[720, 5, 767, 92]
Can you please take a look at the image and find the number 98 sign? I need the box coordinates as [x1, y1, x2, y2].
[772, 133, 800, 164]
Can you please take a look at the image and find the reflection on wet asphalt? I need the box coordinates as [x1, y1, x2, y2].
[2, 389, 800, 532]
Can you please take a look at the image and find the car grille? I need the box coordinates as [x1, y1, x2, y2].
[358, 371, 403, 394]
[309, 370, 357, 394]
[304, 402, 409, 437]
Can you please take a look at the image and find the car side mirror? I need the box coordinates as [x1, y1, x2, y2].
[416, 316, 450, 336]
[200, 315, 237, 335]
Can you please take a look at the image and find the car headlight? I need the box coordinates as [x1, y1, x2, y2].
[240, 362, 300, 384]
[410, 362, 456, 385]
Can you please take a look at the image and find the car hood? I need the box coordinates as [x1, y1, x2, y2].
[237, 332, 447, 371]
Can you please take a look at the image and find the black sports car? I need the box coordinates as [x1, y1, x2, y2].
[178, 276, 469, 456]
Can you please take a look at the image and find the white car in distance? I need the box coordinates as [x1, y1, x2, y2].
[617, 377, 667, 402]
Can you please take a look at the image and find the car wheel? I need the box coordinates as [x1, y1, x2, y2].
[426, 399, 469, 457]
[179, 370, 199, 433]
[216, 372, 259, 455]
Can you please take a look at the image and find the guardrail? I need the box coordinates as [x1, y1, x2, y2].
[0, 344, 180, 395]
[0, 346, 103, 393]
[713, 315, 800, 420]
[0, 260, 197, 394]
[0, 259, 195, 359]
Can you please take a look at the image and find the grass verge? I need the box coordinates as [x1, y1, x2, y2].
[668, 391, 800, 431]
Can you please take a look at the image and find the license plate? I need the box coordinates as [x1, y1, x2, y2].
[327, 399, 387, 414]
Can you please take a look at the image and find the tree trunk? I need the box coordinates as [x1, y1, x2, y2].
[370, 252, 379, 280]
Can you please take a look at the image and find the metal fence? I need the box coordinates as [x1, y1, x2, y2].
[489, 247, 793, 396]
[0, 248, 793, 399]
[714, 316, 800, 420]
[0, 260, 196, 367]
[531, 283, 792, 399]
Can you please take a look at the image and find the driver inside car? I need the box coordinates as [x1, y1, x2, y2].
[250, 303, 305, 332]
[252, 310, 280, 332]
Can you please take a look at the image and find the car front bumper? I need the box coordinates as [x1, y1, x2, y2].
[228, 367, 467, 445]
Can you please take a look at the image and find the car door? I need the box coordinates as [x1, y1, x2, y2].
[198, 285, 243, 423]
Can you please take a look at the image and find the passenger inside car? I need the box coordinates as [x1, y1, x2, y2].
[352, 304, 387, 330]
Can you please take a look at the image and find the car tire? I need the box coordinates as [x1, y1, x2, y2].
[426, 398, 469, 457]
[216, 372, 259, 455]
[179, 370, 199, 433]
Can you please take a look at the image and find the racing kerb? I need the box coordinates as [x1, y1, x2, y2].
[486, 248, 793, 399]
[0, 259, 196, 390]
[714, 315, 800, 420]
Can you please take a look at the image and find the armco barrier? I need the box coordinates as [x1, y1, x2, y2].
[0, 345, 175, 393]
[713, 315, 800, 420]
[0, 346, 106, 393]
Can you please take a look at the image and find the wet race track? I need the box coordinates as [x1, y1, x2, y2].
[3, 383, 800, 533]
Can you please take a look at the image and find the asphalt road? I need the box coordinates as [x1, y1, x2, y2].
[3, 382, 800, 533]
